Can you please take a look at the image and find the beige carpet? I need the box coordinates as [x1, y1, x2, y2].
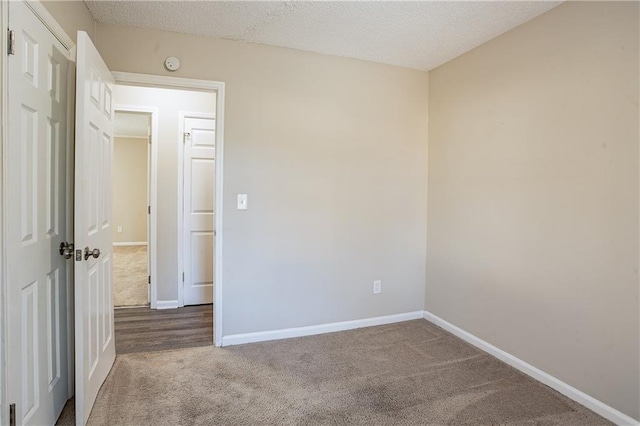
[113, 245, 148, 307]
[58, 319, 610, 425]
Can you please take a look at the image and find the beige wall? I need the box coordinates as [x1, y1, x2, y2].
[427, 1, 639, 420]
[113, 137, 148, 243]
[42, 0, 94, 42]
[21, 0, 640, 419]
[95, 24, 429, 335]
[113, 86, 215, 301]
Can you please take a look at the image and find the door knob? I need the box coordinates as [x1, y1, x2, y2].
[84, 247, 101, 260]
[59, 242, 74, 259]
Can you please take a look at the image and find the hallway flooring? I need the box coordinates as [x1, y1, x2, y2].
[113, 245, 148, 307]
[115, 304, 213, 354]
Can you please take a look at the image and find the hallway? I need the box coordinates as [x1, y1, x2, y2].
[114, 304, 213, 354]
[113, 245, 149, 307]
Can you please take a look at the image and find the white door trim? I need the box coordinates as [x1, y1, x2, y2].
[64, 45, 77, 405]
[177, 111, 216, 308]
[113, 105, 159, 308]
[0, 3, 8, 422]
[0, 1, 76, 422]
[111, 72, 225, 347]
[19, 1, 74, 50]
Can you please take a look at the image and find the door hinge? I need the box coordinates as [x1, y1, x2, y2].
[148, 205, 150, 214]
[148, 275, 151, 285]
[9, 403, 15, 426]
[8, 29, 15, 55]
[182, 272, 185, 282]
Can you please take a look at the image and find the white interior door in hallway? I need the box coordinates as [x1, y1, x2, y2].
[5, 1, 72, 424]
[182, 117, 215, 306]
[74, 31, 116, 425]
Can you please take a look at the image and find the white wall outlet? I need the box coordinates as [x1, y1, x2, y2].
[117, 226, 123, 233]
[373, 280, 382, 294]
[237, 194, 248, 210]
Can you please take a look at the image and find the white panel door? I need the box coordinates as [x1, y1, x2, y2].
[183, 117, 215, 306]
[74, 31, 116, 425]
[6, 1, 71, 424]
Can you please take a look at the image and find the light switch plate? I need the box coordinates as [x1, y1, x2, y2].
[373, 280, 382, 294]
[117, 226, 122, 233]
[237, 194, 248, 210]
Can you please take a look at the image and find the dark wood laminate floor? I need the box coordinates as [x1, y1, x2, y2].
[115, 304, 213, 354]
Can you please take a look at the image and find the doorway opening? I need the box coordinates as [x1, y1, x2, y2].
[0, 14, 227, 422]
[112, 110, 152, 308]
[110, 79, 222, 355]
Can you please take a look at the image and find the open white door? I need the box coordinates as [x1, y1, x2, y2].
[74, 31, 116, 425]
[182, 117, 215, 306]
[147, 120, 152, 304]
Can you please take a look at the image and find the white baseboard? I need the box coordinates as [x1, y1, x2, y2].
[423, 311, 638, 426]
[155, 300, 179, 310]
[113, 242, 148, 247]
[222, 311, 424, 347]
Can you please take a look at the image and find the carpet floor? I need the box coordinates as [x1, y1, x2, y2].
[113, 245, 148, 307]
[57, 319, 610, 425]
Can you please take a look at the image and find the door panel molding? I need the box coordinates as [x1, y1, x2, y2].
[181, 115, 215, 307]
[1, 1, 75, 424]
[75, 31, 116, 425]
[178, 112, 215, 308]
[21, 1, 73, 51]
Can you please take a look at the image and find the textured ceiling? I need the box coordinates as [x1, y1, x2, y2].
[85, 1, 561, 71]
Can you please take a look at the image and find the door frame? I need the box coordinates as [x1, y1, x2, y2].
[177, 111, 216, 308]
[1, 4, 9, 422]
[0, 0, 77, 422]
[111, 72, 225, 347]
[112, 105, 159, 308]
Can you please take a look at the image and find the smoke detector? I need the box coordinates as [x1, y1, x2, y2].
[164, 56, 180, 72]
